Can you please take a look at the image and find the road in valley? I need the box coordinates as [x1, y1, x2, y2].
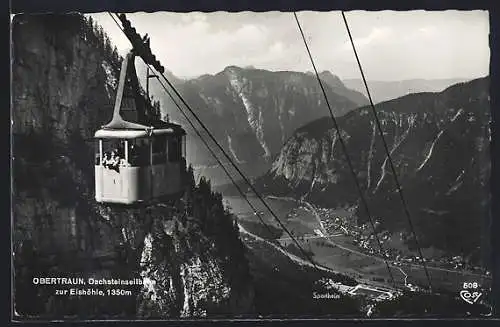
[301, 199, 491, 280]
[237, 220, 400, 296]
[224, 195, 491, 293]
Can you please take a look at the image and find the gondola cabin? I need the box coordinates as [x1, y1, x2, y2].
[94, 49, 186, 205]
[94, 123, 186, 204]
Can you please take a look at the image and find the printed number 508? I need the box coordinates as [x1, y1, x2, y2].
[463, 282, 478, 289]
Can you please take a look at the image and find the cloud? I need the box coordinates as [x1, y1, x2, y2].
[343, 26, 394, 50]
[91, 11, 489, 81]
[180, 12, 207, 23]
[123, 15, 272, 77]
[269, 41, 285, 55]
[418, 26, 436, 34]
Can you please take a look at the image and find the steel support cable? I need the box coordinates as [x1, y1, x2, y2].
[148, 64, 286, 248]
[151, 74, 320, 269]
[107, 12, 320, 270]
[106, 12, 266, 234]
[142, 65, 314, 276]
[293, 12, 397, 289]
[340, 11, 433, 292]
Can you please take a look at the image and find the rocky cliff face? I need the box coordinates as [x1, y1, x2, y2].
[12, 14, 253, 319]
[155, 66, 363, 183]
[260, 78, 491, 263]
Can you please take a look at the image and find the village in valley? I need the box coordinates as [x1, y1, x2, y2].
[312, 205, 488, 276]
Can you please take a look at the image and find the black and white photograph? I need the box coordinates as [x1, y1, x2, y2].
[10, 9, 494, 320]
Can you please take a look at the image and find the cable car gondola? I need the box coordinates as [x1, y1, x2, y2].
[94, 50, 186, 205]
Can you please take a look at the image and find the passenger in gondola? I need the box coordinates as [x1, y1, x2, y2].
[102, 152, 111, 168]
[108, 150, 120, 172]
[120, 157, 130, 167]
[114, 144, 129, 167]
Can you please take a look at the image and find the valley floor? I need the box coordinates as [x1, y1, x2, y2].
[224, 195, 492, 296]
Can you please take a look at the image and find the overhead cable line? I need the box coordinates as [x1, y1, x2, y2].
[293, 11, 396, 289]
[149, 71, 327, 275]
[340, 11, 432, 291]
[153, 69, 286, 243]
[106, 12, 253, 223]
[145, 66, 284, 249]
[107, 12, 320, 270]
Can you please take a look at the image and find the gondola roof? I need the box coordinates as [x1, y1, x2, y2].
[94, 118, 186, 138]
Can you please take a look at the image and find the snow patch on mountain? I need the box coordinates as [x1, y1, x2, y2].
[416, 130, 444, 172]
[227, 134, 244, 164]
[226, 70, 271, 159]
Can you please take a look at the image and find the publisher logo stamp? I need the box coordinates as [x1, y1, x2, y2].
[460, 282, 482, 304]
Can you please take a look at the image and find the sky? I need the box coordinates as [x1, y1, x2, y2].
[89, 10, 490, 81]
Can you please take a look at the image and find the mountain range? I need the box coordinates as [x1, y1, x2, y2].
[152, 68, 481, 186]
[256, 77, 491, 263]
[149, 67, 369, 184]
[12, 13, 493, 318]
